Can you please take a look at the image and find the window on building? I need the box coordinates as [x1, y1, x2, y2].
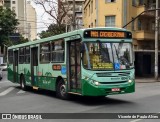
[105, 0, 116, 3]
[134, 45, 138, 50]
[19, 48, 25, 64]
[25, 47, 30, 63]
[40, 43, 51, 63]
[105, 16, 115, 27]
[153, 0, 156, 4]
[137, 19, 142, 30]
[132, 0, 136, 6]
[51, 39, 65, 63]
[95, 19, 97, 27]
[8, 50, 13, 64]
[12, 1, 15, 4]
[139, 0, 144, 5]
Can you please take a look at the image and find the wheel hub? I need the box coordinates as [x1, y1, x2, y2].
[60, 85, 66, 96]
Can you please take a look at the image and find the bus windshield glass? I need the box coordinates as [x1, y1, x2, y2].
[82, 42, 133, 70]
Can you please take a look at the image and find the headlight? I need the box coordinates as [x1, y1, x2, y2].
[90, 80, 99, 86]
[94, 81, 99, 86]
[128, 80, 132, 83]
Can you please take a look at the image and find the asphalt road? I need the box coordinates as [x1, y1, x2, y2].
[1, 72, 160, 122]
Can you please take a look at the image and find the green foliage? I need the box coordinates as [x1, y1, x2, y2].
[0, 7, 19, 45]
[39, 24, 66, 38]
[3, 36, 29, 47]
[15, 36, 29, 45]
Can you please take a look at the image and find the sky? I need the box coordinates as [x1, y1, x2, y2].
[30, 1, 53, 34]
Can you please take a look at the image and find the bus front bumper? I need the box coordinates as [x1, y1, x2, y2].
[82, 80, 135, 96]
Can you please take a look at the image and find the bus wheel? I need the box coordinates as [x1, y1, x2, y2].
[56, 80, 68, 99]
[20, 75, 27, 91]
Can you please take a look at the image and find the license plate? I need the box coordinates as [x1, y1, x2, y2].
[111, 88, 120, 92]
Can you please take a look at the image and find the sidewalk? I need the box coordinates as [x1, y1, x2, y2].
[135, 77, 160, 83]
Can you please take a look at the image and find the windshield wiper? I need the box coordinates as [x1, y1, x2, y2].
[114, 45, 119, 60]
[96, 40, 110, 62]
[113, 44, 130, 68]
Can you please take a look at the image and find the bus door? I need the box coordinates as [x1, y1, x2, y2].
[13, 50, 18, 83]
[68, 40, 81, 92]
[31, 47, 38, 87]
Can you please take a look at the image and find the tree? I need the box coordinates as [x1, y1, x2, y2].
[39, 24, 66, 38]
[34, 0, 72, 26]
[3, 35, 29, 47]
[0, 7, 19, 45]
[34, 0, 73, 38]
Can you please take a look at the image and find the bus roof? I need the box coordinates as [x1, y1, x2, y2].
[8, 27, 129, 49]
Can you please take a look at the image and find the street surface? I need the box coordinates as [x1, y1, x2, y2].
[0, 71, 160, 122]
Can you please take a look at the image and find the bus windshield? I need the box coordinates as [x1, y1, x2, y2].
[82, 42, 133, 70]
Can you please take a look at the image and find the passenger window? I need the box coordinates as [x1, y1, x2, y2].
[51, 39, 65, 63]
[19, 48, 25, 64]
[8, 50, 13, 64]
[40, 43, 51, 63]
[25, 46, 30, 63]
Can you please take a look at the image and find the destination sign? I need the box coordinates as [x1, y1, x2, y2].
[93, 63, 113, 69]
[84, 30, 132, 39]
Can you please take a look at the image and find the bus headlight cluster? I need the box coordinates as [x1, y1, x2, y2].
[90, 80, 99, 86]
[128, 80, 132, 83]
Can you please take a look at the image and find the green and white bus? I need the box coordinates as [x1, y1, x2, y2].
[7, 27, 135, 99]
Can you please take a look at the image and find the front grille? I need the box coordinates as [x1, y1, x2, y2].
[99, 81, 128, 84]
[96, 72, 130, 77]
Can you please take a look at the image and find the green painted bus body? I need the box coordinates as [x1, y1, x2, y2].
[7, 27, 135, 96]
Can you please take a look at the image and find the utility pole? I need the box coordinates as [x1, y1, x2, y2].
[72, 0, 76, 30]
[155, 0, 159, 80]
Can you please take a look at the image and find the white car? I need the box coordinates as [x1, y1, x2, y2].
[0, 63, 7, 71]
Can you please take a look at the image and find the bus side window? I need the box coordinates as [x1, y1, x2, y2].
[19, 48, 25, 64]
[51, 39, 65, 62]
[25, 47, 30, 64]
[8, 50, 13, 64]
[40, 43, 50, 63]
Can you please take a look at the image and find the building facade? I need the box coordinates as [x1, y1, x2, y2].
[4, 0, 37, 40]
[26, 1, 37, 40]
[60, 0, 85, 31]
[10, 0, 27, 38]
[83, 0, 160, 77]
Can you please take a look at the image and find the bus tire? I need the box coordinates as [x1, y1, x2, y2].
[56, 80, 68, 100]
[20, 75, 27, 91]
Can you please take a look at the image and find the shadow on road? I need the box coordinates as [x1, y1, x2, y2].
[14, 86, 133, 106]
[68, 95, 133, 106]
